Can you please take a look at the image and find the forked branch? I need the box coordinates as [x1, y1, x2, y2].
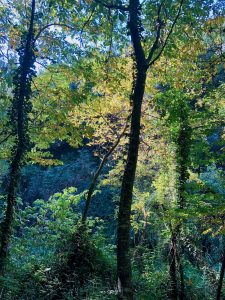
[147, 0, 184, 67]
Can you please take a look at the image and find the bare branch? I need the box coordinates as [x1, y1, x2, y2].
[34, 23, 76, 42]
[0, 133, 12, 146]
[147, 0, 184, 67]
[146, 0, 165, 64]
[79, 8, 96, 47]
[81, 114, 131, 223]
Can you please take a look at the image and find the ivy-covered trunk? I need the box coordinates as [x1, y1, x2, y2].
[117, 1, 147, 299]
[0, 0, 36, 273]
[173, 104, 191, 299]
[178, 106, 191, 299]
[117, 67, 146, 299]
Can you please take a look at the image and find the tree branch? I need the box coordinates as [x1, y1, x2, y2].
[79, 8, 96, 47]
[0, 132, 12, 146]
[34, 23, 76, 42]
[147, 0, 184, 67]
[146, 0, 165, 64]
[95, 0, 129, 11]
[81, 114, 130, 223]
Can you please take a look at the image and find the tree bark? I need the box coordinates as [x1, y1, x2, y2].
[117, 0, 147, 297]
[117, 67, 146, 300]
[0, 0, 36, 274]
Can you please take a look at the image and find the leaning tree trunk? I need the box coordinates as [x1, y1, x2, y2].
[0, 0, 36, 274]
[81, 119, 129, 224]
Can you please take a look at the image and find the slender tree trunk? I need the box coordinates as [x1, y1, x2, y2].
[176, 231, 185, 300]
[216, 247, 225, 300]
[81, 119, 129, 224]
[117, 67, 146, 300]
[169, 232, 179, 300]
[116, 0, 183, 297]
[117, 0, 147, 297]
[174, 106, 192, 300]
[167, 105, 190, 299]
[169, 231, 184, 300]
[176, 240, 185, 300]
[0, 0, 36, 274]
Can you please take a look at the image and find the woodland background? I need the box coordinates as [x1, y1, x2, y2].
[0, 0, 225, 299]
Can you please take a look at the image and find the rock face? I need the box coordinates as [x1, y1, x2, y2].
[16, 145, 115, 221]
[20, 147, 98, 204]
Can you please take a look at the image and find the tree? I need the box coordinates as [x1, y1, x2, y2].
[0, 0, 36, 273]
[115, 1, 184, 298]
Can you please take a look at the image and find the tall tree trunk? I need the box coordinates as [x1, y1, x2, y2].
[216, 247, 225, 300]
[171, 105, 191, 300]
[117, 67, 146, 300]
[175, 105, 191, 300]
[116, 0, 183, 298]
[117, 1, 147, 298]
[0, 0, 36, 274]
